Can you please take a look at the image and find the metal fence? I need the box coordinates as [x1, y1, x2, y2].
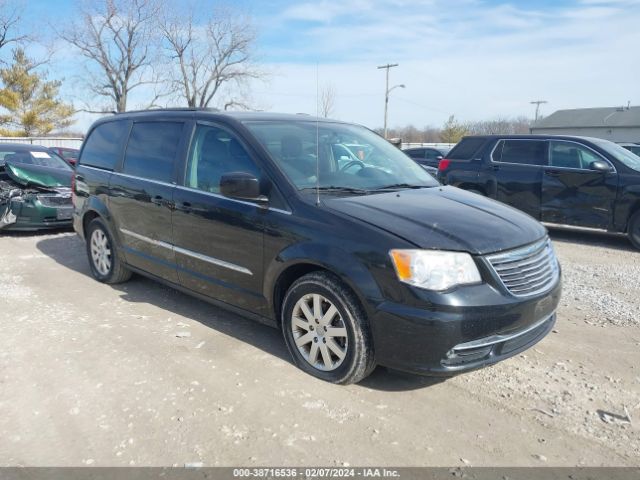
[0, 137, 83, 149]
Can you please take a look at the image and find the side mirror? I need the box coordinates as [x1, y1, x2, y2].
[436, 155, 443, 161]
[220, 172, 268, 204]
[589, 160, 611, 172]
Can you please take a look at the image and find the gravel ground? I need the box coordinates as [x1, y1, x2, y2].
[0, 228, 638, 466]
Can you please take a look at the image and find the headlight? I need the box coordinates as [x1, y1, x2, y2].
[389, 249, 481, 291]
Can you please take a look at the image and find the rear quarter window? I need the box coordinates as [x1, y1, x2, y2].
[79, 120, 129, 170]
[446, 138, 487, 160]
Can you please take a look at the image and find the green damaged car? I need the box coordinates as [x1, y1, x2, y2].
[0, 144, 74, 231]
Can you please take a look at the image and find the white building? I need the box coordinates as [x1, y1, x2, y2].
[530, 106, 640, 143]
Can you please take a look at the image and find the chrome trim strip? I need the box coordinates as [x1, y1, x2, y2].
[486, 237, 548, 264]
[174, 185, 292, 215]
[76, 165, 113, 173]
[120, 228, 174, 250]
[111, 170, 176, 187]
[173, 245, 253, 275]
[452, 313, 554, 352]
[119, 228, 252, 275]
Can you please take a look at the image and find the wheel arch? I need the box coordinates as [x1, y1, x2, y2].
[625, 200, 640, 233]
[266, 244, 384, 325]
[80, 196, 114, 238]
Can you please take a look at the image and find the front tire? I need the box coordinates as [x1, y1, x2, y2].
[628, 212, 640, 250]
[281, 271, 375, 384]
[86, 218, 132, 284]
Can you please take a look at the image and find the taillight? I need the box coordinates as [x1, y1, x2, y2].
[438, 159, 451, 172]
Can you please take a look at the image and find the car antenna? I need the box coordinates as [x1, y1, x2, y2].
[315, 62, 320, 207]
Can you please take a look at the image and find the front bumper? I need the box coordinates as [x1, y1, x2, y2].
[370, 279, 561, 376]
[0, 197, 73, 231]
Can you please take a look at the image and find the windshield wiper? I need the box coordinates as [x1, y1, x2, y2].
[371, 183, 431, 191]
[300, 186, 370, 195]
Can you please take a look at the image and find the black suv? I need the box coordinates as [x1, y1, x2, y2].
[73, 110, 561, 384]
[438, 135, 640, 249]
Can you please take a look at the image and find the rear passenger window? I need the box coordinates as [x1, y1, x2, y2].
[123, 122, 183, 183]
[493, 140, 546, 166]
[80, 120, 128, 170]
[185, 125, 260, 193]
[447, 138, 486, 160]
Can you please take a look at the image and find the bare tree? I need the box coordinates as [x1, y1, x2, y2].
[0, 1, 27, 54]
[319, 83, 336, 118]
[60, 0, 160, 112]
[465, 116, 532, 135]
[159, 5, 263, 109]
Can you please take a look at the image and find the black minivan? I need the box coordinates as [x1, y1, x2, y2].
[438, 135, 640, 249]
[73, 110, 561, 384]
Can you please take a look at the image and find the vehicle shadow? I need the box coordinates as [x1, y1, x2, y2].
[35, 233, 443, 392]
[359, 367, 447, 392]
[546, 225, 635, 252]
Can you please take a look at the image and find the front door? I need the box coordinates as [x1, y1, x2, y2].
[172, 123, 266, 313]
[109, 121, 187, 283]
[489, 139, 546, 219]
[541, 140, 617, 228]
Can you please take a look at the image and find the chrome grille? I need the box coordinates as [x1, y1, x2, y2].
[485, 238, 560, 297]
[37, 194, 72, 207]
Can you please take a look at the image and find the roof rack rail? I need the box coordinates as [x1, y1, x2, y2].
[114, 107, 221, 114]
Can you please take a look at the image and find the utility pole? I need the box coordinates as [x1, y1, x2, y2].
[530, 100, 548, 122]
[378, 63, 399, 139]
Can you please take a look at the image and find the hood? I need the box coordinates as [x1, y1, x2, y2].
[324, 186, 546, 255]
[5, 161, 72, 188]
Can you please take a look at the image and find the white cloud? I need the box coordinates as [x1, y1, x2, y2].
[250, 0, 640, 129]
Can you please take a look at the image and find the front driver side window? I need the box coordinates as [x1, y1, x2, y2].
[185, 125, 261, 193]
[549, 141, 604, 169]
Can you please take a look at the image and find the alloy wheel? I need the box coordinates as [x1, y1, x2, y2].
[290, 293, 348, 371]
[90, 228, 112, 276]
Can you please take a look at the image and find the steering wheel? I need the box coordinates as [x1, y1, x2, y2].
[340, 160, 365, 172]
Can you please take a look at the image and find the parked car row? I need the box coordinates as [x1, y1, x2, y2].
[435, 135, 640, 250]
[5, 113, 640, 385]
[70, 110, 561, 384]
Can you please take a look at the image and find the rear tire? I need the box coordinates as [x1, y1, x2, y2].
[86, 217, 132, 284]
[628, 212, 640, 250]
[281, 271, 375, 384]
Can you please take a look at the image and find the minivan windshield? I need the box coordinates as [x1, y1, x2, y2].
[244, 121, 438, 193]
[590, 138, 640, 172]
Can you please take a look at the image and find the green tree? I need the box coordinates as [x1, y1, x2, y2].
[0, 49, 74, 136]
[439, 114, 468, 143]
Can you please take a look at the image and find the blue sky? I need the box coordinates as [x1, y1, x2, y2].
[13, 0, 640, 132]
